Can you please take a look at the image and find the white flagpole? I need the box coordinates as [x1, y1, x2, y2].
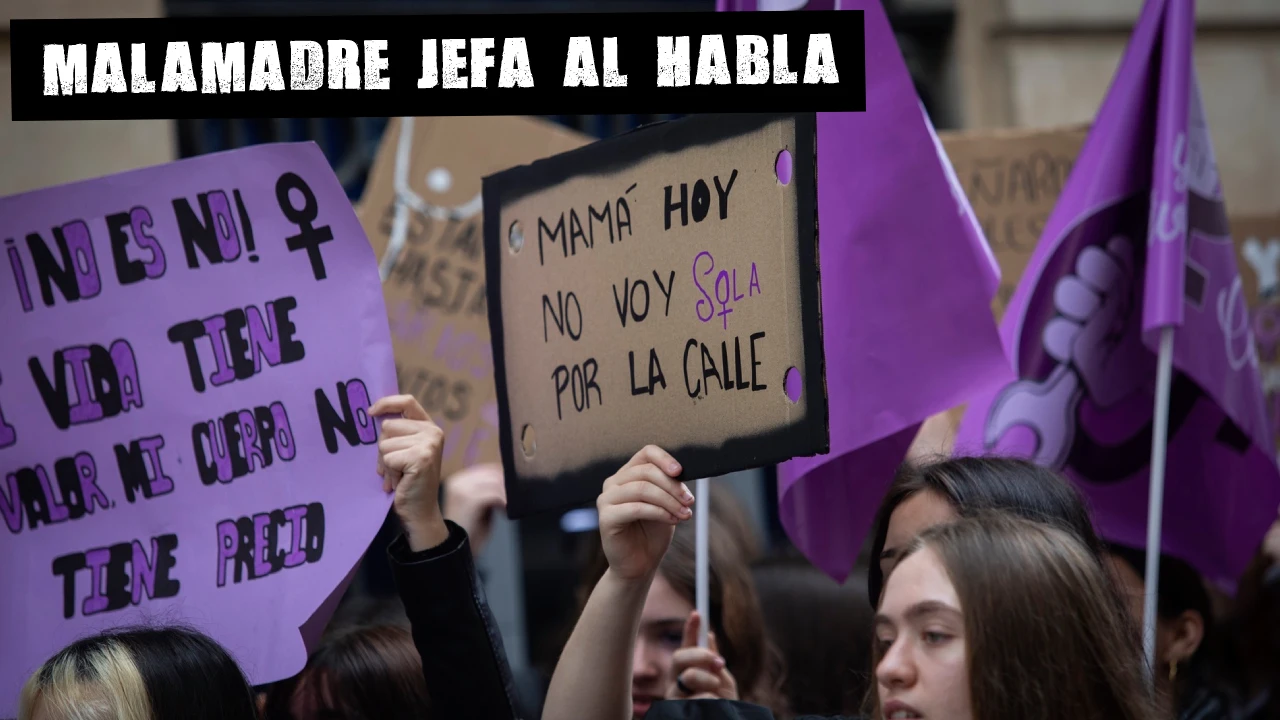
[695, 477, 710, 649]
[1143, 326, 1176, 676]
[380, 116, 416, 282]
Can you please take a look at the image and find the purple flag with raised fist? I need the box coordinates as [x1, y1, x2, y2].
[722, 0, 1012, 582]
[956, 0, 1280, 589]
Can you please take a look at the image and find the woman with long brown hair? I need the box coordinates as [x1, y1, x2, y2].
[863, 513, 1156, 720]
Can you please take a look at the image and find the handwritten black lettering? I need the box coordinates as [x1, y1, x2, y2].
[52, 534, 179, 619]
[629, 348, 668, 396]
[665, 171, 738, 229]
[315, 379, 378, 454]
[30, 339, 143, 430]
[25, 221, 102, 308]
[2, 452, 110, 535]
[167, 296, 305, 393]
[172, 189, 253, 269]
[542, 290, 584, 342]
[552, 358, 601, 420]
[193, 402, 296, 485]
[216, 503, 323, 586]
[114, 434, 175, 503]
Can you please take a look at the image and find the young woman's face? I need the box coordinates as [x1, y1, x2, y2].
[630, 573, 694, 718]
[875, 547, 971, 720]
[881, 491, 958, 596]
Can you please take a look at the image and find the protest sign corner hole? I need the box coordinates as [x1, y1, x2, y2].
[521, 424, 537, 458]
[775, 150, 793, 186]
[426, 167, 453, 193]
[784, 366, 802, 403]
[508, 220, 525, 255]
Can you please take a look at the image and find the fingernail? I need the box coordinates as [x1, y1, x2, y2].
[681, 483, 694, 503]
[670, 462, 682, 475]
[679, 506, 693, 518]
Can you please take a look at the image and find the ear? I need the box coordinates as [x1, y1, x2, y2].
[1164, 609, 1205, 667]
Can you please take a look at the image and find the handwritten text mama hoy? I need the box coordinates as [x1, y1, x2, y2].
[42, 34, 841, 95]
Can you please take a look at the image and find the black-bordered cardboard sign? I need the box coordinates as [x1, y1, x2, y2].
[483, 113, 828, 518]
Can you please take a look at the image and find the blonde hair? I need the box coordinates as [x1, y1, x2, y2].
[19, 636, 152, 720]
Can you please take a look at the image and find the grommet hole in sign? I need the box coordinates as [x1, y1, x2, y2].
[521, 424, 537, 458]
[775, 149, 793, 185]
[785, 366, 802, 403]
[509, 220, 524, 255]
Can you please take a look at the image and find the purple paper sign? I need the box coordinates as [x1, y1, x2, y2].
[956, 0, 1280, 590]
[0, 142, 396, 713]
[723, 0, 1013, 582]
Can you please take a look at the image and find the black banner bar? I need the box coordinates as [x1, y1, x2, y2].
[9, 12, 865, 120]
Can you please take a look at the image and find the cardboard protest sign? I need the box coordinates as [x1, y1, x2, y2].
[483, 113, 829, 518]
[938, 125, 1089, 319]
[0, 143, 396, 713]
[357, 117, 591, 479]
[1231, 215, 1280, 460]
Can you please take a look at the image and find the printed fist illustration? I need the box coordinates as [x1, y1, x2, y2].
[986, 235, 1147, 468]
[1044, 234, 1148, 407]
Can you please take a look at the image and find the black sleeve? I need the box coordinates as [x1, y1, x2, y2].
[646, 699, 857, 720]
[388, 520, 524, 720]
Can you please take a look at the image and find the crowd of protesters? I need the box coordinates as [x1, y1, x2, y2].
[16, 395, 1280, 720]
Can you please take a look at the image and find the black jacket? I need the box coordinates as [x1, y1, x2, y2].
[388, 520, 526, 720]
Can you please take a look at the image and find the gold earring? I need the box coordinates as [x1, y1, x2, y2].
[1169, 661, 1178, 682]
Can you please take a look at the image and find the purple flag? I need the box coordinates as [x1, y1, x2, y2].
[955, 0, 1280, 589]
[723, 0, 1012, 581]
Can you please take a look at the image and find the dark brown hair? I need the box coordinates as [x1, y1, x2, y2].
[752, 557, 873, 717]
[1107, 543, 1215, 696]
[263, 624, 429, 720]
[867, 456, 1108, 605]
[1216, 546, 1280, 715]
[869, 514, 1156, 720]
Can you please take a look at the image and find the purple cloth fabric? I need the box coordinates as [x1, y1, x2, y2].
[722, 0, 1012, 581]
[956, 0, 1280, 590]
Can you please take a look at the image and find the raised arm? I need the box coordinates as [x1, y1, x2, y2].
[542, 445, 695, 720]
[371, 394, 523, 720]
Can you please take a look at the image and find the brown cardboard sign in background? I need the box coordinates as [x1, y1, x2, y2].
[939, 125, 1089, 320]
[356, 116, 590, 479]
[1230, 215, 1280, 460]
[483, 114, 829, 518]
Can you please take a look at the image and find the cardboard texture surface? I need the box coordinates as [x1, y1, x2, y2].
[939, 125, 1090, 320]
[484, 113, 829, 518]
[357, 117, 591, 478]
[1231, 215, 1280, 460]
